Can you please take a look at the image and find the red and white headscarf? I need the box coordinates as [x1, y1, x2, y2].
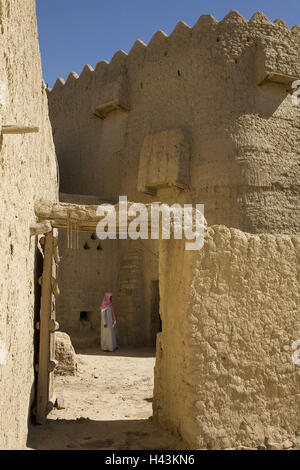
[101, 292, 116, 327]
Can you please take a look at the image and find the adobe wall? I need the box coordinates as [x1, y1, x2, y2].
[48, 11, 300, 234]
[0, 0, 58, 449]
[153, 226, 300, 449]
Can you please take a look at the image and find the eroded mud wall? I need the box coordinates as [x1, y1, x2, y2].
[154, 226, 300, 449]
[0, 0, 58, 449]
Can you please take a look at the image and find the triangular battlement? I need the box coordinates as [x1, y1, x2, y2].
[220, 10, 248, 25]
[48, 11, 298, 95]
[249, 11, 272, 25]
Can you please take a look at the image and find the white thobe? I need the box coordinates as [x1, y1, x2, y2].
[100, 306, 117, 351]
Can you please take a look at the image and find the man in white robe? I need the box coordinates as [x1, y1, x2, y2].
[100, 292, 117, 352]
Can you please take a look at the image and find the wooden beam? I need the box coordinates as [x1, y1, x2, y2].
[2, 125, 39, 134]
[35, 201, 153, 232]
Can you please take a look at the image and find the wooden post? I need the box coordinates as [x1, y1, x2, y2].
[1, 125, 39, 134]
[36, 231, 53, 425]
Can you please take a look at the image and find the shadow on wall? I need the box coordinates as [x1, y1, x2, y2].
[27, 240, 44, 433]
[256, 81, 290, 118]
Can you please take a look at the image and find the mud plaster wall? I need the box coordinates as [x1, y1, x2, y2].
[48, 11, 300, 234]
[0, 0, 58, 449]
[154, 226, 300, 449]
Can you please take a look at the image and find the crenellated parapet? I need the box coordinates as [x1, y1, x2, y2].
[48, 10, 300, 104]
[48, 10, 300, 234]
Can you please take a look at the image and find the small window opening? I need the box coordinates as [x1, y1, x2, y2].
[91, 233, 97, 240]
[79, 311, 93, 331]
[97, 243, 103, 251]
[80, 312, 88, 321]
[84, 242, 91, 250]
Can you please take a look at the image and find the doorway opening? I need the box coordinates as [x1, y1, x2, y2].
[52, 229, 159, 421]
[150, 280, 162, 346]
[31, 207, 174, 449]
[79, 311, 93, 329]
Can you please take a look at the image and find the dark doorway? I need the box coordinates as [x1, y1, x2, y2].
[150, 280, 161, 345]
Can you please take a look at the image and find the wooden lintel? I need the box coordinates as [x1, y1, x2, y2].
[35, 201, 155, 232]
[2, 125, 39, 135]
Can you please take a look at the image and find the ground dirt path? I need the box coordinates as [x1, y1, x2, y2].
[28, 347, 187, 450]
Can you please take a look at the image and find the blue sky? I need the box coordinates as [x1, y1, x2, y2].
[37, 0, 300, 87]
